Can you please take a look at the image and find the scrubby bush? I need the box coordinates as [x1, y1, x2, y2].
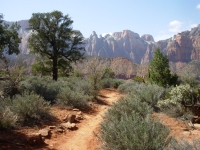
[19, 76, 65, 102]
[101, 68, 115, 79]
[57, 86, 90, 109]
[88, 58, 104, 99]
[101, 78, 124, 89]
[100, 95, 172, 150]
[132, 76, 145, 83]
[71, 70, 84, 78]
[158, 84, 191, 108]
[117, 81, 138, 94]
[130, 83, 165, 108]
[118, 81, 165, 107]
[105, 96, 153, 120]
[0, 106, 18, 129]
[11, 92, 50, 123]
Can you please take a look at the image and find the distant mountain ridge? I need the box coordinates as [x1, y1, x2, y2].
[85, 26, 200, 64]
[6, 19, 200, 64]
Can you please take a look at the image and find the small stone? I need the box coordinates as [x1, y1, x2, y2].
[77, 111, 82, 115]
[73, 108, 79, 111]
[76, 114, 83, 120]
[193, 124, 200, 129]
[49, 126, 56, 129]
[39, 129, 50, 137]
[182, 131, 190, 135]
[181, 128, 189, 131]
[60, 122, 76, 130]
[56, 128, 63, 133]
[63, 114, 76, 123]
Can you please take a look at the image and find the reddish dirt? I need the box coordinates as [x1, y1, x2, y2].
[154, 113, 200, 142]
[2, 88, 200, 150]
[0, 88, 123, 150]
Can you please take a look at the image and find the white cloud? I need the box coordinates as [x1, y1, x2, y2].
[190, 24, 198, 28]
[197, 4, 200, 9]
[169, 20, 182, 32]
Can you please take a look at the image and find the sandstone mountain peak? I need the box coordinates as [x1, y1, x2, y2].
[7, 19, 200, 64]
[91, 31, 97, 36]
[141, 34, 155, 42]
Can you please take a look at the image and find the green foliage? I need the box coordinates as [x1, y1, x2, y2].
[0, 57, 26, 97]
[132, 76, 145, 83]
[182, 76, 199, 88]
[158, 84, 191, 108]
[57, 86, 90, 110]
[71, 70, 84, 78]
[100, 78, 124, 89]
[28, 10, 85, 81]
[88, 58, 104, 99]
[0, 14, 21, 57]
[11, 92, 50, 123]
[105, 96, 153, 120]
[130, 83, 165, 107]
[148, 48, 178, 87]
[19, 76, 64, 102]
[0, 106, 18, 129]
[118, 81, 164, 107]
[100, 95, 172, 150]
[117, 81, 138, 94]
[101, 68, 115, 79]
[31, 56, 52, 76]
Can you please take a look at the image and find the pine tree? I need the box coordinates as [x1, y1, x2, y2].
[28, 11, 85, 81]
[148, 48, 178, 87]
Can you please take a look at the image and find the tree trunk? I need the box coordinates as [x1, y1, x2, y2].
[52, 56, 58, 81]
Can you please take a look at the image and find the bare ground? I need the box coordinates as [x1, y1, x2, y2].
[1, 88, 200, 150]
[0, 88, 122, 150]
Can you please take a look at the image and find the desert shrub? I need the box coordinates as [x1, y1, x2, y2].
[132, 76, 145, 83]
[101, 68, 115, 79]
[100, 78, 124, 88]
[161, 104, 185, 118]
[105, 96, 153, 120]
[88, 58, 104, 99]
[19, 76, 65, 102]
[117, 81, 138, 94]
[57, 86, 90, 110]
[64, 77, 95, 98]
[158, 84, 191, 108]
[182, 76, 199, 88]
[71, 70, 84, 78]
[0, 106, 18, 129]
[130, 83, 165, 108]
[100, 96, 172, 150]
[10, 92, 50, 123]
[118, 82, 165, 107]
[0, 57, 26, 98]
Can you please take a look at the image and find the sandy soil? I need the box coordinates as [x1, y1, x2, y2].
[1, 88, 200, 150]
[47, 88, 122, 150]
[154, 113, 200, 142]
[0, 88, 122, 150]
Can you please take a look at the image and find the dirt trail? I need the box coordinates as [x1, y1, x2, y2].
[46, 88, 123, 150]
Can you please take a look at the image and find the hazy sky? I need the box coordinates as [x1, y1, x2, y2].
[1, 0, 200, 41]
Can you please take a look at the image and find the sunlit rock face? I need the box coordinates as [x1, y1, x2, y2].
[9, 19, 200, 64]
[141, 25, 200, 64]
[84, 30, 153, 63]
